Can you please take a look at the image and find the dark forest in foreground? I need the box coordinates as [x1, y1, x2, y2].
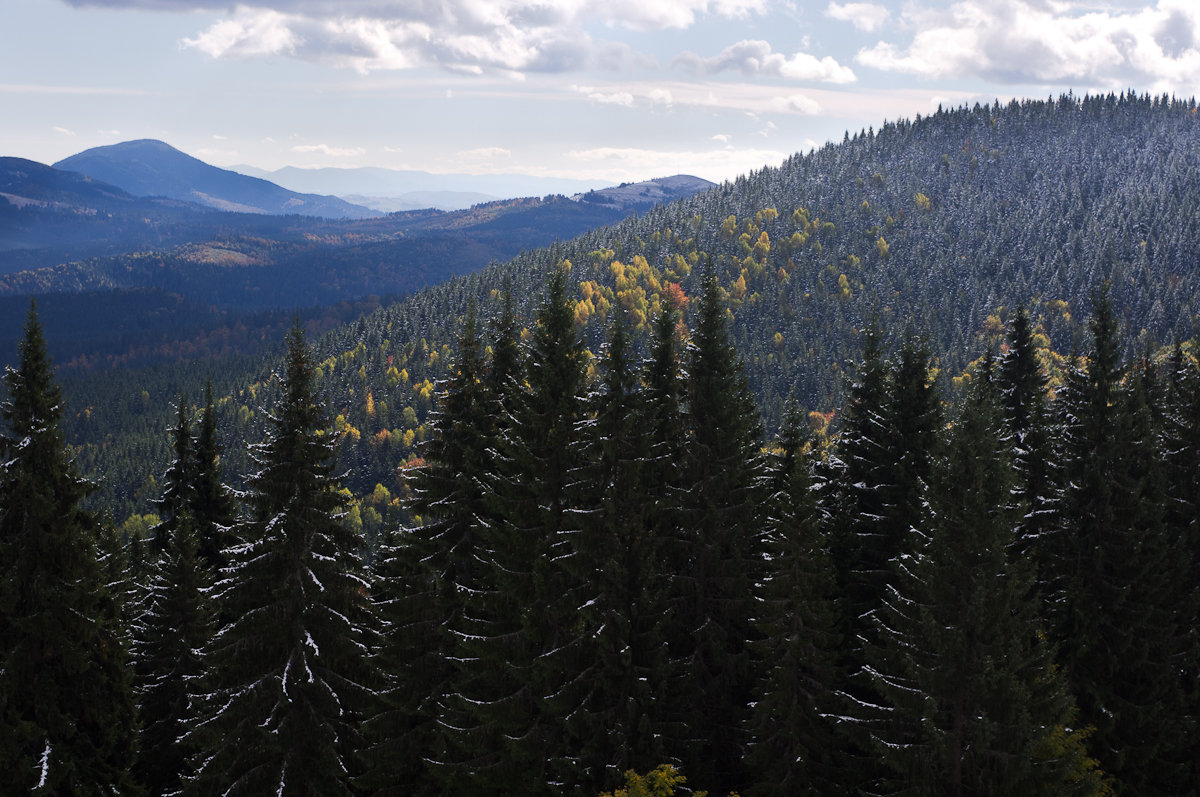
[1, 261, 1196, 794]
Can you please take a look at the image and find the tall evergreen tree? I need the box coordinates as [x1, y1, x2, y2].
[1051, 290, 1189, 794]
[185, 322, 379, 796]
[564, 310, 669, 792]
[364, 301, 495, 796]
[862, 367, 1105, 797]
[468, 263, 589, 795]
[745, 403, 842, 797]
[996, 306, 1057, 584]
[149, 396, 197, 556]
[132, 508, 213, 796]
[0, 303, 138, 794]
[828, 321, 892, 644]
[1162, 342, 1200, 789]
[192, 380, 237, 575]
[672, 270, 764, 795]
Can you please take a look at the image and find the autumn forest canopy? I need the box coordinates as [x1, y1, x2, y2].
[1, 91, 1199, 795]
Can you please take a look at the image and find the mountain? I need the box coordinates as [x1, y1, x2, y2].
[55, 140, 379, 219]
[0, 156, 242, 272]
[235, 164, 603, 208]
[1, 156, 136, 211]
[574, 175, 716, 210]
[341, 191, 498, 212]
[51, 92, 1200, 520]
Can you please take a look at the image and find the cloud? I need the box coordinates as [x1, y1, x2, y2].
[52, 126, 77, 136]
[826, 2, 889, 33]
[769, 93, 822, 114]
[674, 39, 856, 83]
[856, 0, 1200, 91]
[457, 147, 512, 160]
[573, 85, 637, 106]
[68, 0, 756, 75]
[291, 143, 366, 157]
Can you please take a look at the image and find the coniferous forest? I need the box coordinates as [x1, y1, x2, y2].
[2, 93, 1200, 795]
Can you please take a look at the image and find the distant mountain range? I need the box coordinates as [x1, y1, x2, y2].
[1, 140, 715, 368]
[55, 140, 379, 219]
[233, 164, 606, 211]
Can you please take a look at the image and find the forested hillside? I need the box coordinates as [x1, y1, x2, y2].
[3, 263, 1196, 794]
[58, 91, 1200, 520]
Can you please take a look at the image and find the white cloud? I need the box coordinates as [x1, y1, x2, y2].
[184, 9, 300, 58]
[826, 2, 889, 33]
[52, 126, 77, 136]
[573, 85, 637, 106]
[856, 0, 1200, 92]
[165, 0, 769, 75]
[457, 147, 512, 160]
[769, 93, 822, 114]
[675, 39, 857, 83]
[647, 88, 674, 106]
[713, 133, 732, 143]
[291, 143, 366, 156]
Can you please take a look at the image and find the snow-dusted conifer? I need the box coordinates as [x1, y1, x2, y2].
[362, 301, 494, 796]
[861, 364, 1104, 796]
[192, 380, 237, 575]
[184, 321, 379, 796]
[671, 269, 765, 795]
[745, 403, 842, 797]
[0, 302, 138, 794]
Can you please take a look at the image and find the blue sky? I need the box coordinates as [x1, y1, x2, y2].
[3, 0, 1198, 184]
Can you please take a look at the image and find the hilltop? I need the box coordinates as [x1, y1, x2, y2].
[42, 91, 1200, 518]
[55, 139, 378, 219]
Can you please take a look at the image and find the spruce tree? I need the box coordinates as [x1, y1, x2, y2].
[745, 403, 842, 797]
[364, 302, 494, 796]
[862, 367, 1104, 797]
[673, 270, 764, 795]
[1051, 291, 1189, 794]
[996, 306, 1057, 587]
[0, 303, 138, 794]
[468, 263, 589, 795]
[132, 510, 213, 795]
[1162, 342, 1200, 790]
[184, 322, 379, 796]
[149, 396, 197, 556]
[192, 380, 237, 575]
[565, 310, 668, 792]
[828, 321, 892, 645]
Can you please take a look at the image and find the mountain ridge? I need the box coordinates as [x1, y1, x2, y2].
[55, 140, 379, 220]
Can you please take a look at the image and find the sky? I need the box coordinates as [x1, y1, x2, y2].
[4, 0, 1200, 186]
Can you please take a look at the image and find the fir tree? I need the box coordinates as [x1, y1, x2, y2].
[862, 367, 1105, 797]
[184, 322, 379, 797]
[672, 270, 764, 795]
[745, 403, 843, 797]
[132, 513, 213, 796]
[564, 310, 668, 792]
[364, 301, 494, 796]
[996, 306, 1057, 587]
[0, 302, 138, 794]
[192, 380, 237, 575]
[1051, 290, 1189, 794]
[149, 395, 197, 556]
[468, 263, 589, 795]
